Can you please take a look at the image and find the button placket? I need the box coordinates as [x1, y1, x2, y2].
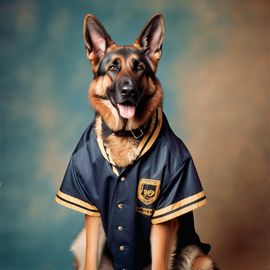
[113, 173, 134, 269]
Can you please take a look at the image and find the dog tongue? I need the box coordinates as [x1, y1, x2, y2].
[117, 104, 136, 119]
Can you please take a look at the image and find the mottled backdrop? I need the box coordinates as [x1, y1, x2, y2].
[1, 0, 269, 269]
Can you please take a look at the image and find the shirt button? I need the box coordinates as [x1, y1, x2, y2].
[119, 245, 125, 251]
[120, 176, 125, 182]
[118, 225, 123, 231]
[117, 203, 123, 209]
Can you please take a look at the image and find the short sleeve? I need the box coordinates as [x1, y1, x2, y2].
[55, 155, 100, 216]
[151, 158, 207, 224]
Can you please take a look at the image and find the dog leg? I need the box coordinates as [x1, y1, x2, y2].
[84, 215, 106, 270]
[176, 245, 218, 270]
[150, 219, 179, 270]
[71, 216, 106, 270]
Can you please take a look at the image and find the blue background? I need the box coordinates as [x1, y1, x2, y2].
[1, 0, 269, 269]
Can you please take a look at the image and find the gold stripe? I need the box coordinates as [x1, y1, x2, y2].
[97, 135, 110, 163]
[138, 107, 163, 158]
[136, 111, 157, 155]
[55, 196, 100, 216]
[152, 191, 206, 217]
[96, 116, 120, 176]
[57, 190, 98, 211]
[151, 198, 207, 224]
[98, 138, 119, 175]
[112, 165, 120, 176]
[96, 116, 111, 164]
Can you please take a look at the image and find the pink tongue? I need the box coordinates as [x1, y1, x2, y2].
[117, 104, 136, 119]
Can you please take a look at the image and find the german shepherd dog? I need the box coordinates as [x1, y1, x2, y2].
[69, 14, 217, 270]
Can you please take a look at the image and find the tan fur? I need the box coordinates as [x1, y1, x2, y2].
[176, 245, 217, 270]
[104, 136, 140, 167]
[93, 76, 112, 97]
[94, 108, 158, 167]
[192, 255, 215, 270]
[95, 115, 140, 167]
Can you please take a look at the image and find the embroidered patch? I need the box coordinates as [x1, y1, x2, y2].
[137, 178, 161, 205]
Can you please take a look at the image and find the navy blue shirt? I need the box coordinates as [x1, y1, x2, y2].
[55, 108, 207, 269]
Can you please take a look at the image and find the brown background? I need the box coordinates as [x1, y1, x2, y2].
[173, 1, 270, 268]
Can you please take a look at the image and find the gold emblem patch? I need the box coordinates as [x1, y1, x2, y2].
[137, 178, 161, 205]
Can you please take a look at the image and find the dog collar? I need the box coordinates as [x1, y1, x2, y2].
[101, 116, 152, 140]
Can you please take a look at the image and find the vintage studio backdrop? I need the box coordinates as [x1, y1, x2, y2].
[1, 0, 269, 269]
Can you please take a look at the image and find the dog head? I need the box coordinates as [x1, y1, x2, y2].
[83, 14, 164, 131]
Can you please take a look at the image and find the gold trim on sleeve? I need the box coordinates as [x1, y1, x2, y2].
[55, 196, 100, 216]
[56, 190, 98, 211]
[151, 198, 207, 224]
[152, 191, 206, 217]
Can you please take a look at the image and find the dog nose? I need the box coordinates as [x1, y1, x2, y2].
[121, 85, 135, 97]
[121, 82, 135, 98]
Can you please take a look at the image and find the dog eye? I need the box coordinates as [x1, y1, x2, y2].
[108, 65, 118, 72]
[136, 65, 143, 71]
[134, 64, 144, 72]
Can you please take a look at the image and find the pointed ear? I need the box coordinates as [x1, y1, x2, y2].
[83, 14, 114, 63]
[134, 14, 164, 63]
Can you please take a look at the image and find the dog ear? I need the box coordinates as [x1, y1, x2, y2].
[134, 14, 164, 63]
[83, 14, 114, 64]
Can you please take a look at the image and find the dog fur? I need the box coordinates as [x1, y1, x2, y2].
[70, 13, 217, 270]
